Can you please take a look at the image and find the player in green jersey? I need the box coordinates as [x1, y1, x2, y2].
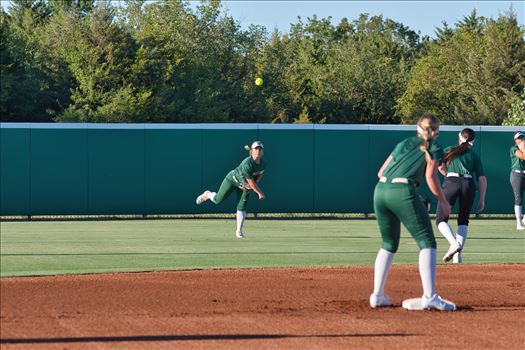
[510, 131, 525, 230]
[436, 128, 487, 263]
[370, 115, 456, 311]
[196, 141, 266, 238]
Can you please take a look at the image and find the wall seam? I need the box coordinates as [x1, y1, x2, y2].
[143, 126, 146, 216]
[29, 124, 32, 217]
[86, 126, 90, 215]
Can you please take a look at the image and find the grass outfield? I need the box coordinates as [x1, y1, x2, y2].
[0, 219, 523, 277]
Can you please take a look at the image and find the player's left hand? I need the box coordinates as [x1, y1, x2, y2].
[477, 200, 485, 213]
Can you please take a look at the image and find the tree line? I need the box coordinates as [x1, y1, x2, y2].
[1, 0, 524, 125]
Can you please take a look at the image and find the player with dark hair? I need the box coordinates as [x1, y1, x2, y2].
[370, 114, 456, 311]
[436, 128, 487, 263]
[510, 131, 525, 230]
[196, 141, 266, 238]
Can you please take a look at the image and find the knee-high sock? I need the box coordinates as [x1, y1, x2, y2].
[208, 192, 217, 203]
[515, 205, 522, 224]
[419, 248, 436, 298]
[456, 225, 468, 248]
[437, 222, 457, 246]
[373, 249, 395, 296]
[236, 210, 246, 233]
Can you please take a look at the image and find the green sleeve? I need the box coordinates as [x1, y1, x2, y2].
[390, 140, 404, 159]
[239, 159, 255, 180]
[430, 143, 444, 163]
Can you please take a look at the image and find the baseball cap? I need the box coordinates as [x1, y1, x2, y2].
[514, 131, 524, 140]
[251, 141, 264, 149]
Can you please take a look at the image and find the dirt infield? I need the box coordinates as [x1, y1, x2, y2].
[1, 264, 524, 350]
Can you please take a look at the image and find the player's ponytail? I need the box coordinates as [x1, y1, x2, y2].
[443, 128, 475, 166]
[417, 114, 440, 163]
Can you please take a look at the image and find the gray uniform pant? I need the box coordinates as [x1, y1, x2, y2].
[510, 171, 525, 205]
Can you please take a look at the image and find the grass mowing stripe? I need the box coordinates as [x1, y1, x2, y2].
[1, 219, 523, 277]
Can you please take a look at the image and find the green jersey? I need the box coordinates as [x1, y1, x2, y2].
[383, 136, 443, 185]
[510, 145, 525, 171]
[445, 147, 484, 180]
[232, 156, 266, 185]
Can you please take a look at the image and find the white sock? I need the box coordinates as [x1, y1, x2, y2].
[456, 225, 468, 248]
[236, 210, 246, 233]
[373, 249, 395, 296]
[515, 205, 522, 225]
[208, 192, 217, 203]
[419, 248, 436, 298]
[438, 222, 457, 246]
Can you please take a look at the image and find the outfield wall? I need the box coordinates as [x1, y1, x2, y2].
[0, 123, 520, 215]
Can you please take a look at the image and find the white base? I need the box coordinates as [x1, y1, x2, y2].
[402, 297, 457, 311]
[402, 298, 425, 310]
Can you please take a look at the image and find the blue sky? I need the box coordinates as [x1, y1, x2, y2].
[1, 1, 523, 38]
[217, 1, 524, 37]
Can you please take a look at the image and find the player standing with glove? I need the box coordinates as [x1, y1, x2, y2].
[436, 128, 487, 263]
[510, 131, 525, 230]
[370, 115, 456, 311]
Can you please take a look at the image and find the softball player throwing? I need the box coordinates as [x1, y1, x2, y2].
[436, 128, 487, 263]
[510, 131, 525, 230]
[196, 141, 266, 238]
[370, 115, 456, 311]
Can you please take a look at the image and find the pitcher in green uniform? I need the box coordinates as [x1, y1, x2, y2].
[370, 115, 456, 311]
[510, 131, 525, 230]
[196, 141, 266, 238]
[436, 128, 487, 263]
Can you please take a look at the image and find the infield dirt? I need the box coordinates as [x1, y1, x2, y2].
[1, 264, 524, 349]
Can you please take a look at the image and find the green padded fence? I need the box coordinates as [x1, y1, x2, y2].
[0, 123, 521, 215]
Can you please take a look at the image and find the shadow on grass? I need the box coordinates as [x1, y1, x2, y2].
[1, 251, 380, 257]
[0, 333, 418, 344]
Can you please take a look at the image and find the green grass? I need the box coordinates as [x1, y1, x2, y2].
[0, 219, 523, 277]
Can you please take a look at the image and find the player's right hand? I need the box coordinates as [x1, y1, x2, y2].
[258, 193, 265, 200]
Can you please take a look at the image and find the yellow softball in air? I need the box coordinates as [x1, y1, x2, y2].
[255, 77, 263, 86]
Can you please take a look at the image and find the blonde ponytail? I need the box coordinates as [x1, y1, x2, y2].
[417, 115, 440, 163]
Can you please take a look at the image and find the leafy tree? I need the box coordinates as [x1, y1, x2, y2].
[256, 29, 297, 123]
[1, 1, 521, 125]
[47, 0, 95, 15]
[323, 14, 421, 123]
[0, 9, 22, 120]
[256, 14, 421, 124]
[120, 0, 270, 123]
[49, 2, 147, 122]
[502, 88, 525, 126]
[0, 1, 63, 122]
[397, 10, 525, 125]
[435, 21, 454, 42]
[8, 0, 53, 21]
